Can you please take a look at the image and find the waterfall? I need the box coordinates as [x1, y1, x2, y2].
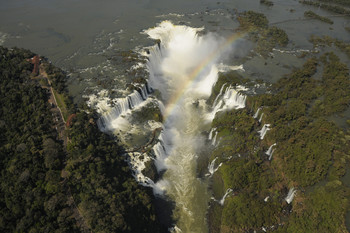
[206, 85, 247, 121]
[285, 187, 297, 204]
[144, 21, 234, 232]
[96, 83, 151, 132]
[219, 188, 233, 205]
[139, 84, 150, 100]
[126, 152, 164, 195]
[221, 86, 247, 109]
[212, 83, 227, 107]
[258, 113, 264, 123]
[211, 188, 233, 206]
[265, 143, 277, 156]
[208, 127, 217, 140]
[153, 141, 168, 172]
[90, 20, 246, 232]
[212, 131, 218, 146]
[268, 149, 275, 161]
[128, 89, 145, 108]
[258, 124, 271, 139]
[253, 107, 262, 119]
[206, 157, 222, 177]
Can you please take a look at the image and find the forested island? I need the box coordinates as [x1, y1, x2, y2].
[0, 46, 166, 232]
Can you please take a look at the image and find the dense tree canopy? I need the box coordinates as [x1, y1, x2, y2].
[0, 46, 165, 233]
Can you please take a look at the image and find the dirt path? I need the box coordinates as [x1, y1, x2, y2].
[36, 62, 91, 232]
[37, 64, 67, 146]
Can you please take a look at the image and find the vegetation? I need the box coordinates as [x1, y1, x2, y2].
[238, 11, 269, 30]
[304, 10, 334, 24]
[300, 0, 350, 15]
[279, 181, 349, 232]
[0, 46, 77, 232]
[131, 101, 163, 124]
[209, 54, 350, 232]
[260, 0, 274, 6]
[222, 194, 281, 232]
[65, 111, 164, 232]
[317, 0, 350, 7]
[0, 46, 166, 232]
[237, 11, 289, 57]
[310, 35, 350, 58]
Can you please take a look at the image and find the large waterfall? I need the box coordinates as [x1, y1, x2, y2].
[92, 21, 244, 232]
[145, 21, 226, 232]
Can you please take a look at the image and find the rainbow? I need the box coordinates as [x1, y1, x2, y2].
[162, 31, 247, 120]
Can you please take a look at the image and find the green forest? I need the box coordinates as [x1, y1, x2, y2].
[207, 11, 350, 233]
[0, 46, 166, 232]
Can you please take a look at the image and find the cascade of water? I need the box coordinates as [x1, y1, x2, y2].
[206, 157, 222, 177]
[285, 188, 297, 204]
[258, 113, 264, 123]
[212, 131, 218, 146]
[153, 141, 168, 172]
[144, 21, 231, 232]
[138, 84, 149, 100]
[265, 143, 277, 156]
[253, 107, 262, 119]
[96, 83, 152, 132]
[221, 85, 247, 109]
[219, 188, 233, 205]
[208, 128, 216, 140]
[91, 20, 246, 232]
[212, 83, 227, 107]
[206, 85, 247, 121]
[128, 90, 144, 108]
[258, 124, 271, 139]
[268, 149, 275, 161]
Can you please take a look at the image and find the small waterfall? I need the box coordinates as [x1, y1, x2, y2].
[253, 107, 262, 119]
[219, 188, 233, 205]
[206, 157, 222, 177]
[265, 143, 277, 156]
[138, 84, 150, 100]
[258, 124, 271, 140]
[211, 188, 233, 206]
[152, 128, 174, 173]
[208, 127, 217, 140]
[97, 83, 151, 132]
[258, 113, 264, 123]
[153, 141, 168, 172]
[268, 149, 275, 161]
[207, 85, 247, 121]
[126, 152, 165, 194]
[285, 187, 297, 204]
[264, 196, 270, 202]
[128, 89, 145, 108]
[221, 85, 247, 110]
[212, 131, 218, 146]
[212, 83, 227, 107]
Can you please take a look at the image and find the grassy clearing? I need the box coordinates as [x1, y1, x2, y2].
[52, 88, 69, 121]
